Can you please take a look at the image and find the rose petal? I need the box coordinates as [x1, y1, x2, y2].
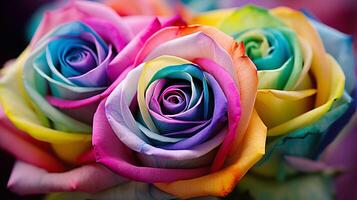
[267, 54, 345, 136]
[7, 161, 127, 195]
[107, 18, 161, 82]
[194, 58, 241, 172]
[31, 0, 133, 47]
[45, 182, 173, 200]
[93, 100, 210, 183]
[155, 110, 267, 198]
[0, 50, 91, 163]
[0, 107, 64, 172]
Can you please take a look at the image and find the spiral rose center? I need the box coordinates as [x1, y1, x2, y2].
[159, 84, 190, 115]
[235, 27, 303, 90]
[65, 47, 97, 74]
[129, 61, 228, 151]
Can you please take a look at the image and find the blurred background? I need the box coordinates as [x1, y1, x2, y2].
[0, 0, 356, 199]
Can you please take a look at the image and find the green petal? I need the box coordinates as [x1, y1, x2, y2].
[255, 92, 351, 179]
[218, 5, 284, 35]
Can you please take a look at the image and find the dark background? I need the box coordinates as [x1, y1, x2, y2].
[0, 0, 355, 199]
[0, 2, 50, 199]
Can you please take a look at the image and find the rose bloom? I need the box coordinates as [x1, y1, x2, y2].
[192, 5, 356, 199]
[93, 24, 267, 199]
[0, 0, 183, 196]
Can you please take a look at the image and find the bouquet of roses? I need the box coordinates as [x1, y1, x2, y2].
[0, 1, 355, 200]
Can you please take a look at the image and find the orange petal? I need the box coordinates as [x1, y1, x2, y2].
[155, 110, 267, 199]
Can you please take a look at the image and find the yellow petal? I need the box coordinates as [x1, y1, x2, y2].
[268, 54, 345, 136]
[155, 110, 267, 198]
[255, 89, 316, 128]
[191, 9, 235, 27]
[271, 7, 331, 107]
[292, 37, 313, 90]
[137, 56, 192, 132]
[0, 49, 91, 163]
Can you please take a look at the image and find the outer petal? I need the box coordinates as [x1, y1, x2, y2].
[255, 92, 351, 178]
[226, 56, 258, 164]
[0, 50, 91, 163]
[192, 9, 235, 27]
[107, 16, 184, 82]
[7, 161, 127, 195]
[121, 16, 185, 35]
[0, 107, 64, 172]
[255, 89, 316, 128]
[135, 25, 244, 70]
[267, 54, 345, 136]
[31, 0, 133, 47]
[194, 58, 241, 172]
[155, 110, 266, 199]
[45, 182, 173, 200]
[106, 0, 172, 16]
[271, 7, 331, 107]
[309, 17, 356, 94]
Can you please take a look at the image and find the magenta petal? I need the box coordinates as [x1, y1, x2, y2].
[31, 0, 133, 48]
[7, 161, 127, 195]
[195, 58, 241, 172]
[46, 66, 133, 109]
[121, 15, 185, 35]
[93, 100, 209, 183]
[82, 18, 129, 51]
[106, 18, 162, 82]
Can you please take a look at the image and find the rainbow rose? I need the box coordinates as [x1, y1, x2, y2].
[93, 25, 267, 199]
[192, 5, 356, 199]
[0, 0, 183, 196]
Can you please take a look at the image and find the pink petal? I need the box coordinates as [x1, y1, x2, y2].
[0, 107, 64, 172]
[121, 15, 185, 35]
[107, 13, 186, 82]
[106, 18, 162, 81]
[8, 161, 128, 195]
[31, 0, 133, 48]
[194, 58, 241, 172]
[93, 100, 209, 183]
